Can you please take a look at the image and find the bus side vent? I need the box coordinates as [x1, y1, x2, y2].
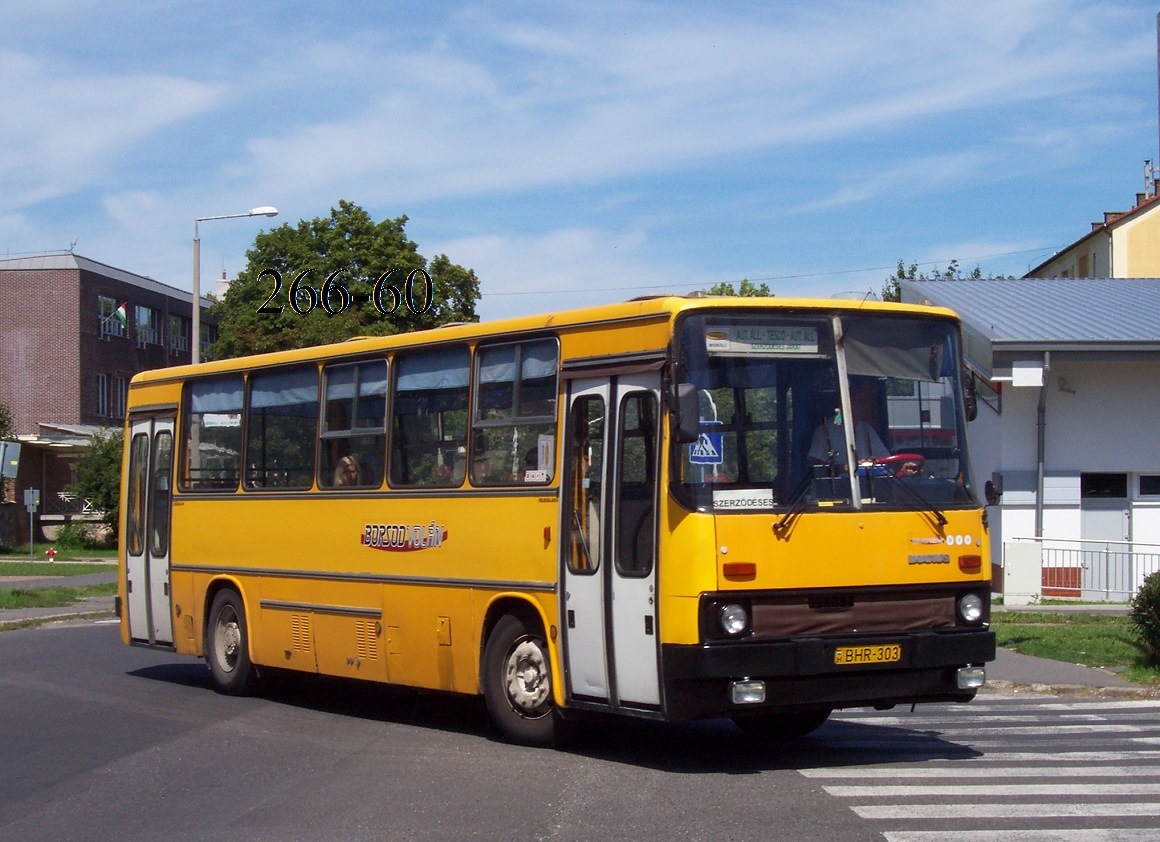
[356, 621, 379, 660]
[291, 614, 312, 652]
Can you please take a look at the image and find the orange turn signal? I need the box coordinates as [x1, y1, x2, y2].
[723, 561, 757, 579]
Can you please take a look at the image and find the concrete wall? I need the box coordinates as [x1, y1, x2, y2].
[972, 358, 1160, 566]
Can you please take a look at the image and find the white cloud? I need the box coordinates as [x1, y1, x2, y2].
[0, 51, 223, 211]
[225, 0, 1150, 214]
[433, 226, 716, 321]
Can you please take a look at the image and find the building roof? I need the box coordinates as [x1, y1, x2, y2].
[899, 278, 1160, 379]
[1024, 191, 1160, 277]
[0, 251, 211, 307]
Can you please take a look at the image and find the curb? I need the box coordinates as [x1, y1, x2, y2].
[0, 609, 115, 628]
[982, 679, 1160, 700]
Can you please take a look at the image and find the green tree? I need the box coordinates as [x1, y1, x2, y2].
[704, 278, 772, 297]
[210, 201, 480, 358]
[67, 429, 123, 538]
[881, 259, 1010, 302]
[0, 403, 12, 439]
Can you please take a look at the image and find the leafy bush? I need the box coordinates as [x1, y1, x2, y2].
[1129, 570, 1160, 662]
[53, 522, 90, 550]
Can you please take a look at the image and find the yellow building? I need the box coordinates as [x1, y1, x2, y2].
[1026, 188, 1160, 278]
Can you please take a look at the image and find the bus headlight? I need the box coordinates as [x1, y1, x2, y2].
[958, 593, 983, 624]
[720, 603, 749, 636]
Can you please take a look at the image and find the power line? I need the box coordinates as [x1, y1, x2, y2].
[481, 245, 1061, 297]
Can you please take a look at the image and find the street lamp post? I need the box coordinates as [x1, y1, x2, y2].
[192, 205, 279, 364]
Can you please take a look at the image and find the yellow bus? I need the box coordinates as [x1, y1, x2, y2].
[118, 295, 994, 745]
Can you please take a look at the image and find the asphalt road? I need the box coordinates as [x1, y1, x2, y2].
[0, 622, 870, 841]
[4, 621, 1159, 840]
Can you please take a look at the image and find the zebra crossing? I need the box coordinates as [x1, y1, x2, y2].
[801, 697, 1160, 840]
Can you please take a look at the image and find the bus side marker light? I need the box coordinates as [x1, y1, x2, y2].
[723, 561, 756, 579]
[958, 554, 982, 573]
[731, 680, 766, 705]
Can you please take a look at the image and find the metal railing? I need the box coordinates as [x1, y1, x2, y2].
[1014, 536, 1160, 602]
[41, 491, 103, 517]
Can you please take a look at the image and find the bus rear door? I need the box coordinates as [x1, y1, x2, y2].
[124, 414, 175, 646]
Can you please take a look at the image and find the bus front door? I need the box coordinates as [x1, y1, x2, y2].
[124, 414, 175, 646]
[562, 375, 661, 709]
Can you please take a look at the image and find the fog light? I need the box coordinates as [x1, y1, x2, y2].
[720, 603, 749, 636]
[957, 666, 986, 689]
[731, 679, 766, 704]
[958, 593, 983, 623]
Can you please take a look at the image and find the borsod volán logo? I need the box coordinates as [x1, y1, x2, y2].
[362, 521, 448, 552]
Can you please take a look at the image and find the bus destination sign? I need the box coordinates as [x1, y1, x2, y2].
[705, 324, 819, 356]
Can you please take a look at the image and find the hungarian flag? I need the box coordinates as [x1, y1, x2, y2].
[114, 302, 127, 326]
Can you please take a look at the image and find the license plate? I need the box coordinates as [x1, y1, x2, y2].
[833, 643, 902, 666]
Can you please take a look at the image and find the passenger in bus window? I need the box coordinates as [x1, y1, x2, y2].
[335, 455, 363, 486]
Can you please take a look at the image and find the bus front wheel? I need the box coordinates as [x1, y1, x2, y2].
[207, 589, 256, 696]
[483, 614, 556, 746]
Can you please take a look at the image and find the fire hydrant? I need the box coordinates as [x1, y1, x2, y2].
[45, 547, 56, 563]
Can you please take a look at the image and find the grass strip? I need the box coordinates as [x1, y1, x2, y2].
[992, 612, 1160, 684]
[0, 583, 118, 609]
[0, 561, 116, 577]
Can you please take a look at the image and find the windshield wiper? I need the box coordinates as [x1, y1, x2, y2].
[774, 468, 830, 534]
[872, 469, 948, 527]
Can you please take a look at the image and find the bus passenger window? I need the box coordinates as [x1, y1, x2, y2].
[183, 375, 244, 491]
[472, 338, 558, 485]
[244, 366, 319, 490]
[390, 345, 469, 487]
[320, 359, 387, 489]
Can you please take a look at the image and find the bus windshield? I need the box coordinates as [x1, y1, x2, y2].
[674, 311, 975, 512]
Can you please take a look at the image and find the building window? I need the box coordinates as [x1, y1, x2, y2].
[112, 375, 127, 419]
[1140, 475, 1160, 496]
[169, 314, 190, 355]
[1081, 473, 1128, 499]
[199, 323, 217, 358]
[135, 305, 159, 347]
[96, 373, 109, 416]
[98, 295, 126, 339]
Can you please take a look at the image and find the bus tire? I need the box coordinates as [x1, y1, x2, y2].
[483, 614, 556, 746]
[732, 707, 831, 742]
[207, 589, 256, 696]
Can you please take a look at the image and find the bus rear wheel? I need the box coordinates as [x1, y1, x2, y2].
[483, 614, 556, 746]
[207, 589, 256, 696]
[732, 707, 831, 742]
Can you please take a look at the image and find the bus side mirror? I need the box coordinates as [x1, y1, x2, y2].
[984, 474, 1002, 506]
[671, 382, 700, 443]
[964, 370, 978, 422]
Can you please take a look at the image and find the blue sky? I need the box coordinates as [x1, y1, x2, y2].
[3, 1, 1159, 320]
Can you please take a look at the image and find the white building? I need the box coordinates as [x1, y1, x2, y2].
[901, 278, 1160, 599]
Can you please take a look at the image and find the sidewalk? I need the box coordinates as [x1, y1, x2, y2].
[0, 566, 117, 627]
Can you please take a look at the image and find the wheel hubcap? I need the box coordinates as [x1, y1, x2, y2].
[504, 637, 550, 715]
[216, 607, 240, 673]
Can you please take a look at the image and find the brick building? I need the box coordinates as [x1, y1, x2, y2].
[0, 252, 215, 543]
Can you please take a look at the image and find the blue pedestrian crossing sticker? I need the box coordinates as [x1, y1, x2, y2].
[690, 431, 724, 465]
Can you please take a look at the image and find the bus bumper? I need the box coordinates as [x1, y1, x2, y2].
[659, 628, 996, 721]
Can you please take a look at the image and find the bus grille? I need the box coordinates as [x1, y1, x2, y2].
[751, 590, 957, 637]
